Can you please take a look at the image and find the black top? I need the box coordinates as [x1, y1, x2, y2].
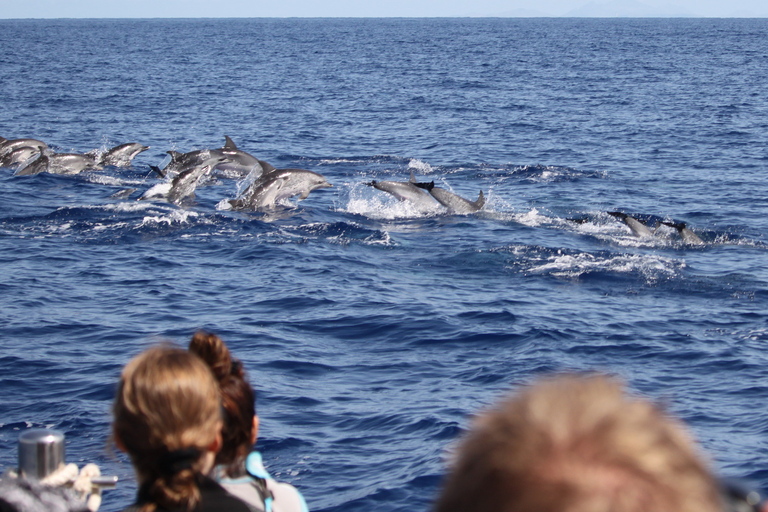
[122, 475, 255, 512]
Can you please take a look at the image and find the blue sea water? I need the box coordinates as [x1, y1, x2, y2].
[0, 17, 767, 511]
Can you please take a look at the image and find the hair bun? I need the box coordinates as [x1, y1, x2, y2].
[189, 331, 231, 380]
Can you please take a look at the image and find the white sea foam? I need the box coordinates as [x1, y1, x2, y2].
[100, 201, 158, 212]
[345, 195, 442, 220]
[140, 209, 199, 227]
[408, 158, 433, 174]
[87, 174, 145, 186]
[139, 182, 172, 200]
[526, 251, 683, 281]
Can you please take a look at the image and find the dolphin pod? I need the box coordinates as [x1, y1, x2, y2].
[0, 134, 711, 239]
[9, 139, 150, 176]
[3, 134, 333, 210]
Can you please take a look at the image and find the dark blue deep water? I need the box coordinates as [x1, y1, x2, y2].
[1, 17, 767, 511]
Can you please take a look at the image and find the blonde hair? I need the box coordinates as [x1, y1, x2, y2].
[435, 374, 721, 512]
[113, 346, 222, 512]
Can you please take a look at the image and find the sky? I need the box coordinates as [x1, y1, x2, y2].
[0, 0, 766, 18]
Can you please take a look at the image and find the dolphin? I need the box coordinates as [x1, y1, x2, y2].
[228, 168, 331, 211]
[99, 143, 150, 167]
[0, 145, 43, 168]
[141, 157, 225, 204]
[366, 173, 440, 210]
[166, 162, 218, 204]
[45, 152, 103, 174]
[0, 138, 47, 157]
[214, 136, 263, 176]
[412, 180, 485, 214]
[607, 212, 655, 238]
[152, 148, 226, 178]
[15, 154, 50, 176]
[660, 221, 705, 245]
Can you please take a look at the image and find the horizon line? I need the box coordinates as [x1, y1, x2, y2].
[1, 15, 767, 19]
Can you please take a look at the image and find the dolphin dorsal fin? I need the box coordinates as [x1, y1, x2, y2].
[474, 190, 485, 209]
[223, 136, 238, 150]
[167, 150, 183, 161]
[258, 159, 277, 174]
[409, 172, 417, 183]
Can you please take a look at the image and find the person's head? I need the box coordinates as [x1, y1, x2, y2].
[434, 373, 722, 512]
[112, 346, 223, 512]
[188, 331, 257, 475]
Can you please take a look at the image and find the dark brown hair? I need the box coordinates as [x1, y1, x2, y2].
[189, 331, 256, 476]
[434, 373, 722, 512]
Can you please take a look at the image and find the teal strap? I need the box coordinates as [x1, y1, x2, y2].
[246, 451, 272, 480]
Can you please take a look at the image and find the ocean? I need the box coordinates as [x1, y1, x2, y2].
[0, 17, 767, 512]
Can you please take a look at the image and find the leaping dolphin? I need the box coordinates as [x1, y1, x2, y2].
[214, 136, 263, 176]
[15, 154, 50, 176]
[660, 221, 705, 245]
[99, 143, 150, 167]
[0, 138, 47, 158]
[366, 172, 439, 209]
[412, 180, 485, 214]
[0, 145, 43, 168]
[141, 157, 226, 204]
[15, 151, 103, 175]
[607, 211, 654, 238]
[152, 149, 226, 178]
[228, 167, 331, 211]
[47, 152, 103, 174]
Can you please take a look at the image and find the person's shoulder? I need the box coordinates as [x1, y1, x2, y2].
[266, 480, 309, 512]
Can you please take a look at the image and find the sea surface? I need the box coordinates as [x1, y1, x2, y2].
[1, 17, 767, 511]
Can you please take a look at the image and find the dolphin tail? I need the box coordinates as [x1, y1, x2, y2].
[223, 135, 238, 150]
[413, 181, 435, 191]
[150, 165, 165, 178]
[474, 190, 485, 210]
[660, 220, 686, 231]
